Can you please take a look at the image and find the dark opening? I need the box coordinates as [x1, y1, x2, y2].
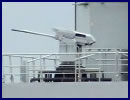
[75, 33, 86, 38]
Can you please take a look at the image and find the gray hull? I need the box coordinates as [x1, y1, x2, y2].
[2, 82, 128, 98]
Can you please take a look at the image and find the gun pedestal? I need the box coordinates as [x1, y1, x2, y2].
[59, 38, 77, 62]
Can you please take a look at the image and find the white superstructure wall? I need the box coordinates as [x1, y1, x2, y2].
[76, 2, 128, 49]
[76, 2, 128, 80]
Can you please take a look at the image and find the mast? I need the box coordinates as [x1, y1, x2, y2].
[75, 2, 77, 31]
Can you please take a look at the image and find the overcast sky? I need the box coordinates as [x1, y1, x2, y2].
[2, 2, 74, 53]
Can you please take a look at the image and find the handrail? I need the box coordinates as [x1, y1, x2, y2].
[2, 49, 128, 83]
[2, 51, 128, 55]
[74, 54, 95, 61]
[26, 55, 52, 63]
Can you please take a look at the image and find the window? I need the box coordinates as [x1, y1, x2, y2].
[75, 33, 86, 38]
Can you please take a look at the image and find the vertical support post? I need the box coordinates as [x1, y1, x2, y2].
[20, 58, 27, 83]
[75, 60, 77, 82]
[9, 55, 14, 83]
[55, 55, 58, 69]
[2, 56, 5, 83]
[32, 58, 35, 78]
[99, 68, 101, 82]
[75, 2, 77, 31]
[102, 50, 106, 77]
[43, 57, 45, 70]
[43, 57, 45, 79]
[115, 50, 119, 81]
[40, 55, 43, 81]
[78, 59, 81, 82]
[54, 59, 57, 70]
[86, 57, 87, 68]
[26, 62, 29, 83]
[20, 57, 23, 82]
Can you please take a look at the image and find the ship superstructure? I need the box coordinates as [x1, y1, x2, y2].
[2, 2, 128, 98]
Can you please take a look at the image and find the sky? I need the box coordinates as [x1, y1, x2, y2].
[2, 2, 74, 53]
[2, 2, 75, 83]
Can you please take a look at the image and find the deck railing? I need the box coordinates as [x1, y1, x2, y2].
[2, 48, 128, 83]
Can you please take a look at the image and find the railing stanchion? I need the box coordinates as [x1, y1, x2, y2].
[40, 55, 43, 81]
[78, 59, 81, 82]
[54, 55, 57, 69]
[9, 55, 14, 83]
[99, 67, 101, 82]
[115, 50, 119, 81]
[20, 57, 23, 82]
[75, 60, 77, 82]
[26, 62, 29, 83]
[2, 56, 5, 83]
[32, 58, 35, 78]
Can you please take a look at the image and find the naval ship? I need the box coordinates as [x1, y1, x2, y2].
[2, 2, 128, 98]
[2, 28, 128, 98]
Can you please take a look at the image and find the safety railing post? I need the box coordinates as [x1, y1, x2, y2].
[20, 58, 27, 83]
[2, 56, 5, 83]
[26, 62, 29, 83]
[54, 55, 57, 69]
[115, 50, 119, 81]
[78, 59, 81, 82]
[99, 67, 101, 82]
[32, 58, 35, 78]
[9, 55, 14, 83]
[75, 60, 77, 82]
[40, 55, 43, 81]
[20, 57, 23, 82]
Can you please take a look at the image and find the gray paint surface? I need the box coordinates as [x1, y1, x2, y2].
[2, 82, 128, 98]
[76, 2, 128, 49]
[2, 3, 128, 98]
[76, 2, 128, 80]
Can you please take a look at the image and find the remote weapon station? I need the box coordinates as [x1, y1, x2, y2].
[12, 28, 111, 82]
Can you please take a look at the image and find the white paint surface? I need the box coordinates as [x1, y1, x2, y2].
[76, 2, 128, 49]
